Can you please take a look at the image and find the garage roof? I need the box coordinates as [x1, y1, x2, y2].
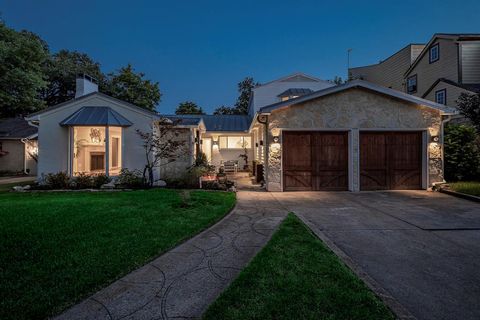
[60, 106, 133, 126]
[259, 80, 457, 115]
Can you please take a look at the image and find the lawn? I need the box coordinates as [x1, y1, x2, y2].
[448, 181, 480, 197]
[0, 189, 235, 320]
[203, 213, 394, 320]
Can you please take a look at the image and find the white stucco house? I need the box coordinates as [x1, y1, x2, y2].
[26, 73, 456, 191]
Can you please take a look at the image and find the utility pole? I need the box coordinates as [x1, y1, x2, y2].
[347, 48, 352, 81]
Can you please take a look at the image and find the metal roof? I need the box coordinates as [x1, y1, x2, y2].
[163, 114, 251, 132]
[201, 115, 250, 132]
[259, 80, 457, 114]
[277, 88, 314, 97]
[60, 106, 133, 126]
[0, 117, 37, 139]
[163, 115, 202, 126]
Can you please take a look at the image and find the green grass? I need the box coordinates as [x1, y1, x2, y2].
[448, 181, 480, 197]
[0, 189, 235, 320]
[203, 213, 394, 320]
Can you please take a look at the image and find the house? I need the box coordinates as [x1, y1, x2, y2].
[0, 117, 38, 175]
[26, 73, 456, 191]
[25, 75, 197, 182]
[349, 34, 480, 107]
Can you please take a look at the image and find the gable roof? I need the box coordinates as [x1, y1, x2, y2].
[259, 80, 457, 114]
[0, 117, 38, 139]
[277, 88, 314, 97]
[60, 107, 133, 126]
[422, 78, 480, 98]
[405, 33, 480, 77]
[26, 92, 159, 119]
[258, 72, 331, 87]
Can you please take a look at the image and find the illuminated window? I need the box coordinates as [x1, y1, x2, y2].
[72, 126, 122, 176]
[219, 136, 251, 149]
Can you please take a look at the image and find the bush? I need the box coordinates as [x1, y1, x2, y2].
[117, 168, 144, 188]
[92, 174, 110, 188]
[73, 173, 93, 189]
[44, 172, 70, 189]
[444, 124, 480, 181]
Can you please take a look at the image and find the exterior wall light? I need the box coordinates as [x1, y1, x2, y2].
[431, 136, 439, 143]
[212, 140, 218, 146]
[259, 140, 264, 146]
[272, 136, 280, 143]
[255, 142, 259, 147]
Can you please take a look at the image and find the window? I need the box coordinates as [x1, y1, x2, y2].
[219, 136, 251, 149]
[435, 89, 446, 105]
[429, 44, 439, 63]
[72, 126, 122, 176]
[407, 75, 417, 94]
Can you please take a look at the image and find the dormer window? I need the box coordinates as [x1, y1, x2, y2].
[429, 44, 439, 63]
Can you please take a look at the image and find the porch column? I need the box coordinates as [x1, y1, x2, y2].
[105, 126, 110, 177]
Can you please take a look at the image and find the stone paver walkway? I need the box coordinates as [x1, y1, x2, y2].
[56, 190, 288, 320]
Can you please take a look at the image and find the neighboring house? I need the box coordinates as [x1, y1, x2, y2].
[26, 73, 456, 192]
[0, 117, 38, 175]
[349, 34, 480, 107]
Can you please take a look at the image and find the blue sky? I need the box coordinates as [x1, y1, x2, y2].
[2, 0, 479, 114]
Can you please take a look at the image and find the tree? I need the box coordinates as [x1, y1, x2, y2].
[136, 118, 187, 186]
[175, 101, 204, 115]
[330, 76, 345, 85]
[444, 123, 480, 181]
[213, 105, 237, 115]
[0, 22, 49, 117]
[457, 92, 480, 133]
[104, 64, 161, 111]
[41, 50, 104, 106]
[213, 77, 259, 115]
[234, 77, 259, 115]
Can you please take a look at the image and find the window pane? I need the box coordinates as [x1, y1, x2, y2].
[73, 126, 106, 175]
[219, 137, 227, 148]
[109, 127, 122, 175]
[227, 136, 243, 148]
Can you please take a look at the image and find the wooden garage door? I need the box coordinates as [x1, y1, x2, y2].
[360, 132, 423, 190]
[283, 131, 348, 191]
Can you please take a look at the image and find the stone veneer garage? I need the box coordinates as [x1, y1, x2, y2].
[251, 81, 456, 192]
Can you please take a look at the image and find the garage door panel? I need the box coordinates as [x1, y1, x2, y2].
[284, 171, 312, 191]
[283, 131, 348, 191]
[360, 132, 422, 190]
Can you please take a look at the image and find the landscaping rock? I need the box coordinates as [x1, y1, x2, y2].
[23, 185, 31, 190]
[153, 180, 167, 187]
[100, 181, 116, 189]
[12, 186, 26, 192]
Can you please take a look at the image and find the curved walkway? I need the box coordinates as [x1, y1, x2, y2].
[55, 190, 288, 320]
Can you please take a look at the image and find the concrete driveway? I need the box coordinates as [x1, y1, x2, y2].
[273, 191, 480, 320]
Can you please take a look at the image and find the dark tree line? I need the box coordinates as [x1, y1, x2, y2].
[0, 21, 161, 118]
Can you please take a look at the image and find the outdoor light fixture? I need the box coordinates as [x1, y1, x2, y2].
[273, 136, 280, 143]
[212, 140, 218, 146]
[259, 140, 264, 146]
[255, 142, 259, 147]
[431, 136, 439, 143]
[200, 139, 203, 145]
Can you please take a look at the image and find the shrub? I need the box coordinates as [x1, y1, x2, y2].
[444, 124, 480, 181]
[92, 174, 110, 188]
[117, 168, 144, 188]
[44, 172, 70, 189]
[73, 173, 93, 189]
